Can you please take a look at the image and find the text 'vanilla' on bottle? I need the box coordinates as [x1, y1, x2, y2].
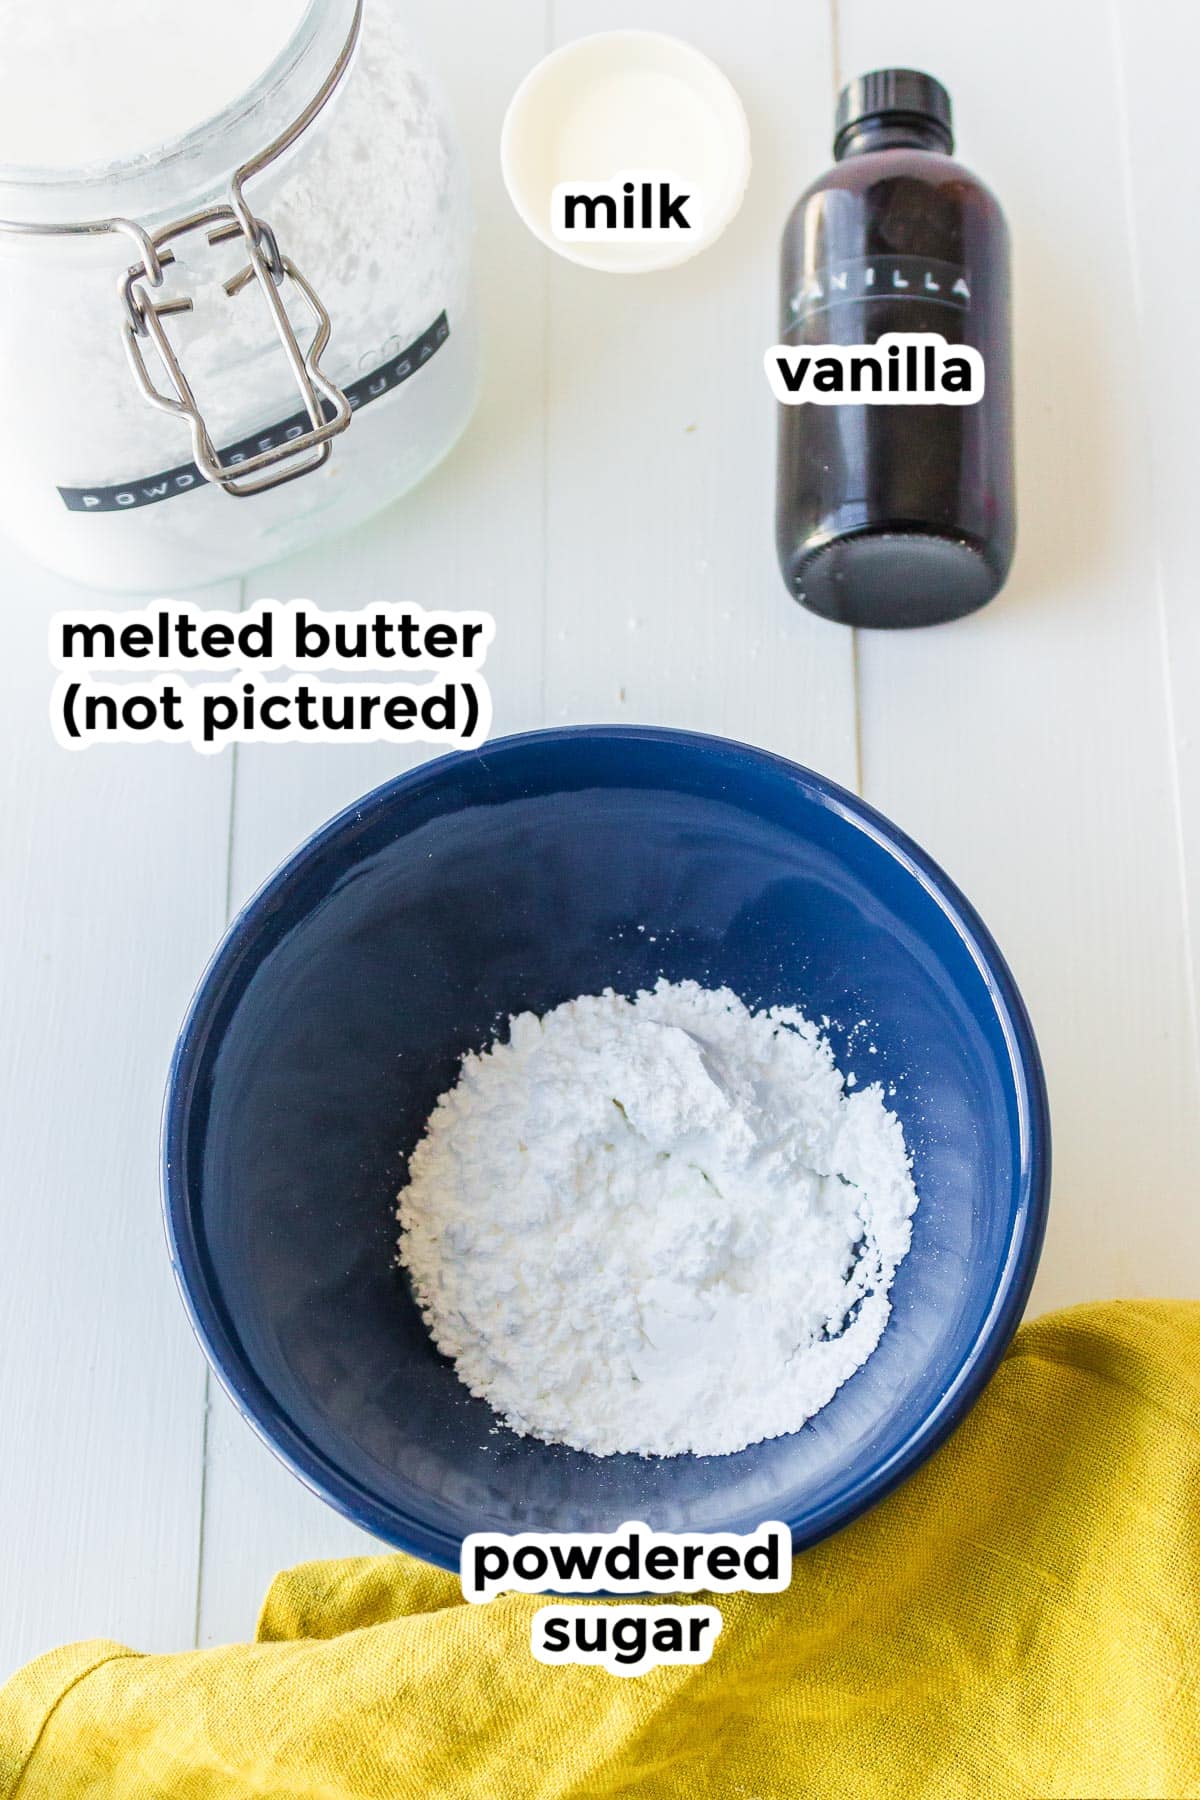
[776, 70, 1014, 628]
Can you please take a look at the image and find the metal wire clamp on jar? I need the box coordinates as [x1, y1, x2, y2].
[0, 1, 362, 499]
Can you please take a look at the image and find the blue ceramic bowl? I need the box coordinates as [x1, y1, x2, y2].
[164, 727, 1049, 1569]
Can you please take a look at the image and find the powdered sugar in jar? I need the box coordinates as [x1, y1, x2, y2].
[0, 0, 478, 591]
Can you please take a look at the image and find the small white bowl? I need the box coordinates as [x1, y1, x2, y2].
[500, 30, 752, 274]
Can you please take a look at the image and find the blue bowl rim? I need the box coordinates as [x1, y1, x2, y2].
[161, 724, 1051, 1571]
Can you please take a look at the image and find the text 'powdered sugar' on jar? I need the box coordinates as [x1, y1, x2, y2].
[0, 0, 479, 592]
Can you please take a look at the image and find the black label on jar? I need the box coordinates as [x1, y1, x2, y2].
[58, 312, 450, 515]
[787, 258, 971, 323]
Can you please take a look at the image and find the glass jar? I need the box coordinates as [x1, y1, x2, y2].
[0, 0, 478, 592]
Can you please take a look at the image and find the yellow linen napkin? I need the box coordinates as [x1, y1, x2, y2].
[2, 1300, 1197, 1800]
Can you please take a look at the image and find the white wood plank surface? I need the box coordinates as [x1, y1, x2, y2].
[542, 0, 855, 780]
[3, 0, 1200, 1677]
[0, 552, 234, 1681]
[1112, 0, 1200, 1243]
[837, 0, 1200, 1313]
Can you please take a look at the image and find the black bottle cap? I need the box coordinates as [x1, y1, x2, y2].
[834, 69, 954, 156]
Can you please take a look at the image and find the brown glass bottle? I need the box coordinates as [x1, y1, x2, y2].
[776, 70, 1014, 628]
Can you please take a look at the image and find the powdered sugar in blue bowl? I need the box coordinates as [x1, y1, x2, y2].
[163, 726, 1050, 1569]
